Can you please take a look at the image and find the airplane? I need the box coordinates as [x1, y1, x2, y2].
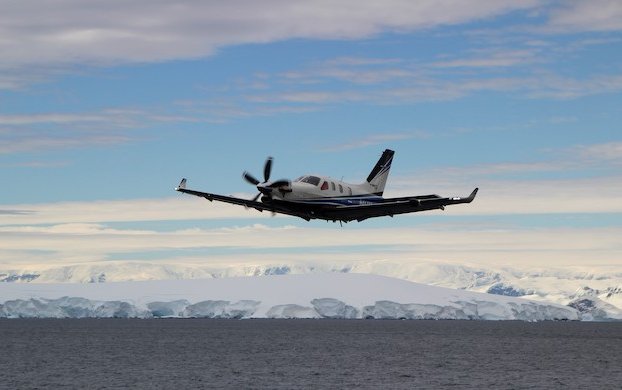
[175, 149, 478, 223]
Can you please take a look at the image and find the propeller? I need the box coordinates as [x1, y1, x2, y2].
[243, 156, 290, 202]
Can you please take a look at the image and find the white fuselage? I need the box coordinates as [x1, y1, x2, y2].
[255, 149, 392, 207]
[266, 175, 381, 206]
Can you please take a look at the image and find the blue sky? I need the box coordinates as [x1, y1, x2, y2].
[1, 0, 621, 270]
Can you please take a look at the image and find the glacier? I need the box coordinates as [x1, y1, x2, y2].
[0, 273, 579, 321]
[2, 260, 621, 319]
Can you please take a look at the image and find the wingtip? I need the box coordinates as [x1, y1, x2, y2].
[468, 187, 479, 201]
[175, 178, 187, 191]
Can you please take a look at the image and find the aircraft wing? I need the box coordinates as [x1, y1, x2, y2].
[176, 178, 477, 222]
[174, 178, 312, 220]
[324, 188, 479, 222]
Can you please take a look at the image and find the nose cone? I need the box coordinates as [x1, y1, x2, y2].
[257, 183, 272, 194]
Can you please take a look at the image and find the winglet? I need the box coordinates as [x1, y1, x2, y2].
[466, 187, 478, 202]
[446, 187, 478, 205]
[175, 178, 187, 191]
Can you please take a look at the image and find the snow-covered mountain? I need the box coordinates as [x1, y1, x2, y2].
[0, 273, 578, 321]
[2, 260, 621, 320]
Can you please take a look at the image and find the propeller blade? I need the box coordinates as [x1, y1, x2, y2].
[263, 157, 273, 182]
[243, 171, 260, 185]
[251, 192, 261, 202]
[267, 179, 290, 188]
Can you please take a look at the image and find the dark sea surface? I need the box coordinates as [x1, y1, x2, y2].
[1, 319, 621, 389]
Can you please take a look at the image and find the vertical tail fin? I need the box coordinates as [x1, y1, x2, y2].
[365, 149, 394, 196]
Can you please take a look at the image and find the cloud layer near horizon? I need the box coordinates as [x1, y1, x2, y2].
[1, 220, 620, 268]
[1, 166, 621, 226]
[2, 159, 620, 268]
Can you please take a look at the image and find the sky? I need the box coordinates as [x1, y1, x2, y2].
[1, 0, 621, 271]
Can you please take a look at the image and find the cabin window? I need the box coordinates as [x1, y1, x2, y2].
[298, 176, 321, 186]
[339, 184, 343, 193]
[321, 181, 329, 190]
[331, 182, 336, 191]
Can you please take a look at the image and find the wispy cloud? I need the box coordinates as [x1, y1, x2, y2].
[406, 141, 622, 180]
[246, 71, 622, 106]
[0, 209, 34, 215]
[1, 173, 621, 230]
[387, 174, 622, 216]
[575, 142, 622, 162]
[0, 110, 151, 155]
[238, 32, 622, 109]
[320, 132, 429, 152]
[546, 0, 622, 32]
[0, 107, 209, 154]
[0, 160, 70, 168]
[0, 131, 135, 154]
[2, 139, 621, 268]
[0, 102, 324, 154]
[0, 197, 257, 226]
[524, 74, 622, 99]
[1, 221, 620, 268]
[433, 49, 541, 68]
[383, 142, 622, 217]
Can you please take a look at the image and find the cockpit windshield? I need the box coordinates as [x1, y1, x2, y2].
[295, 175, 321, 186]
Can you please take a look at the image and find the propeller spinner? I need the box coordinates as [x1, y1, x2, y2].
[243, 156, 290, 202]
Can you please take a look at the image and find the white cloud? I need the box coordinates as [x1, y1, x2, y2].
[2, 140, 620, 269]
[2, 160, 620, 268]
[524, 74, 622, 99]
[0, 196, 266, 226]
[0, 113, 117, 126]
[0, 177, 616, 228]
[574, 142, 622, 162]
[385, 141, 622, 216]
[1, 0, 619, 95]
[1, 221, 620, 268]
[0, 0, 540, 70]
[383, 173, 622, 217]
[546, 0, 622, 32]
[2, 140, 622, 227]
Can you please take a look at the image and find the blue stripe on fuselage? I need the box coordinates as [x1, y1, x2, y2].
[288, 194, 384, 207]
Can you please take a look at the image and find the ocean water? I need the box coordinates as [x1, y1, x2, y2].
[1, 319, 621, 389]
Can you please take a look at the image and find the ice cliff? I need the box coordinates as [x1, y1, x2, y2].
[0, 273, 579, 321]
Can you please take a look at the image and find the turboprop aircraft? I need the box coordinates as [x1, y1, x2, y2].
[175, 149, 477, 223]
